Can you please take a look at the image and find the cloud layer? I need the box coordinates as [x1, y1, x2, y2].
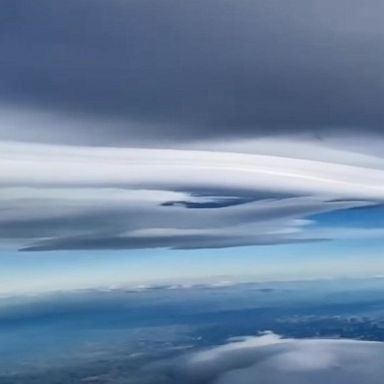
[1, 139, 384, 251]
[2, 1, 384, 252]
[154, 332, 384, 384]
[1, 0, 384, 145]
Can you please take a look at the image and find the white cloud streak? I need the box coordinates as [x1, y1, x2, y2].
[2, 140, 384, 198]
[1, 139, 384, 251]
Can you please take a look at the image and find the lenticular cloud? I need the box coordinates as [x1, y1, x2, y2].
[1, 139, 384, 251]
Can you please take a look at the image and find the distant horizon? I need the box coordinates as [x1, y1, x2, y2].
[2, 2, 384, 382]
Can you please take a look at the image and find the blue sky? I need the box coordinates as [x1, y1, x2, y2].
[0, 189, 382, 297]
[0, 194, 384, 296]
[2, 235, 384, 296]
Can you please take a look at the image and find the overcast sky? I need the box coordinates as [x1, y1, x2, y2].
[1, 0, 384, 145]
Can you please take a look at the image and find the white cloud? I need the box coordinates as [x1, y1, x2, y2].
[1, 139, 384, 250]
[2, 140, 384, 198]
[155, 332, 384, 384]
[187, 135, 384, 169]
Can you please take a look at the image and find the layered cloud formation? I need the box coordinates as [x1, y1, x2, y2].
[154, 332, 384, 384]
[1, 138, 384, 251]
[2, 1, 384, 252]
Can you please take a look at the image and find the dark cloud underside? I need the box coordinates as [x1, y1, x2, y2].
[1, 0, 384, 144]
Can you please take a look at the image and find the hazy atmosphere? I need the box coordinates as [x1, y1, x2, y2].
[1, 1, 384, 383]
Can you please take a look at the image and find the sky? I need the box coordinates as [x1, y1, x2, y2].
[1, 0, 384, 295]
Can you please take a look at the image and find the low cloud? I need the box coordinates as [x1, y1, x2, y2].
[152, 332, 384, 384]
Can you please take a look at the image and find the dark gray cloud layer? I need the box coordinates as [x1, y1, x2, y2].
[1, 0, 384, 144]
